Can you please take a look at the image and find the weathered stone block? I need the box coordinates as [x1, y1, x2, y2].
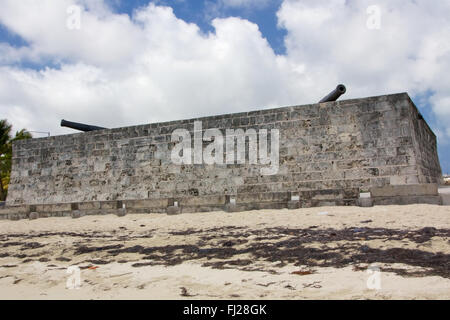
[372, 195, 442, 206]
[358, 198, 374, 207]
[29, 212, 39, 220]
[100, 201, 121, 210]
[0, 206, 27, 214]
[167, 206, 181, 215]
[4, 93, 442, 214]
[71, 210, 81, 219]
[126, 199, 168, 209]
[78, 201, 101, 210]
[117, 208, 127, 217]
[224, 203, 241, 213]
[441, 194, 450, 206]
[370, 184, 438, 197]
[287, 200, 300, 209]
[236, 193, 260, 203]
[179, 195, 225, 207]
[9, 214, 20, 221]
[49, 203, 72, 213]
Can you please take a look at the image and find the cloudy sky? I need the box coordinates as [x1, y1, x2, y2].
[0, 0, 449, 172]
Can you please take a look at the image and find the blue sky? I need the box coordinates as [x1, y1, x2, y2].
[0, 24, 27, 47]
[0, 0, 449, 173]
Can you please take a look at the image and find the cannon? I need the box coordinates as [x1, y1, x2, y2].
[60, 119, 107, 132]
[319, 84, 347, 103]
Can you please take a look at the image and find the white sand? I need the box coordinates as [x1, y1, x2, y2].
[0, 204, 449, 300]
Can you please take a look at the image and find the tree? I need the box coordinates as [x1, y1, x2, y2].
[0, 120, 32, 201]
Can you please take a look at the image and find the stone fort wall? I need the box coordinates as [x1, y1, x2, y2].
[4, 92, 442, 214]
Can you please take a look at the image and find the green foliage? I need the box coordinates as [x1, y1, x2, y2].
[0, 120, 32, 201]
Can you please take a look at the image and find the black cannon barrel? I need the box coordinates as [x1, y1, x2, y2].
[319, 84, 347, 103]
[61, 119, 107, 132]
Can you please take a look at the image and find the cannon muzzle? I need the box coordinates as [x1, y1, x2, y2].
[61, 119, 107, 132]
[319, 84, 347, 103]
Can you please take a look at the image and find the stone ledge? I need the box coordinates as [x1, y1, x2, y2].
[357, 198, 374, 207]
[372, 195, 442, 206]
[440, 194, 450, 206]
[370, 183, 438, 197]
[0, 188, 446, 220]
[179, 195, 226, 207]
[224, 203, 242, 213]
[124, 198, 169, 209]
[300, 199, 357, 208]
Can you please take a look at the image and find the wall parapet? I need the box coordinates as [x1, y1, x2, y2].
[5, 93, 442, 212]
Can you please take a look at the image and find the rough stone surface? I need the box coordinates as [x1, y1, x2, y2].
[287, 200, 300, 209]
[224, 203, 241, 213]
[4, 93, 443, 211]
[439, 194, 450, 206]
[167, 206, 181, 215]
[358, 198, 374, 207]
[28, 212, 39, 220]
[370, 183, 438, 197]
[71, 211, 81, 219]
[372, 195, 442, 206]
[117, 208, 127, 217]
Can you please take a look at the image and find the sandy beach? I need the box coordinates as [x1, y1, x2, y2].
[0, 204, 449, 300]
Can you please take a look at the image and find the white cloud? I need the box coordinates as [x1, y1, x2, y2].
[0, 0, 449, 146]
[277, 0, 450, 140]
[0, 1, 303, 135]
[0, 0, 145, 67]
